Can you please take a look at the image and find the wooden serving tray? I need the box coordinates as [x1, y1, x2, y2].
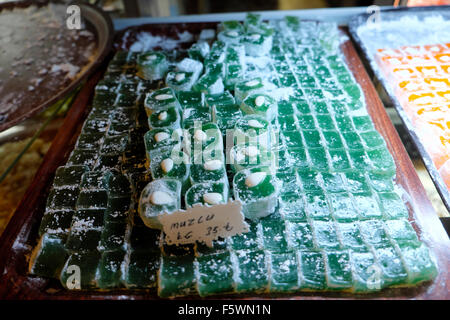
[0, 22, 448, 300]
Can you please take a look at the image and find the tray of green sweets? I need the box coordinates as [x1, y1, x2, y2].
[0, 13, 449, 299]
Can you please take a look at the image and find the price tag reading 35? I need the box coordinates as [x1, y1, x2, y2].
[159, 200, 249, 247]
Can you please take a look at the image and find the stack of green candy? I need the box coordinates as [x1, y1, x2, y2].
[29, 14, 437, 297]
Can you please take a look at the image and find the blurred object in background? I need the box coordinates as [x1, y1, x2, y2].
[407, 0, 450, 5]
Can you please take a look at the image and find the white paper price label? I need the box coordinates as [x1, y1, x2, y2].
[158, 200, 249, 247]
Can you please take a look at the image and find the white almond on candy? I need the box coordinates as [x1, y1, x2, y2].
[161, 158, 174, 173]
[204, 159, 223, 171]
[203, 192, 223, 205]
[194, 129, 207, 141]
[227, 30, 239, 37]
[155, 94, 173, 101]
[250, 33, 261, 41]
[175, 73, 186, 82]
[150, 191, 174, 205]
[248, 119, 264, 128]
[147, 54, 157, 61]
[245, 79, 260, 87]
[158, 111, 168, 121]
[154, 132, 170, 142]
[245, 171, 267, 188]
[255, 96, 265, 107]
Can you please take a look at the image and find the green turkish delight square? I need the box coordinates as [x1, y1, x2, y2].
[185, 122, 223, 157]
[53, 165, 89, 190]
[385, 219, 418, 242]
[345, 172, 371, 193]
[296, 115, 315, 130]
[298, 250, 326, 289]
[397, 242, 437, 284]
[101, 134, 129, 156]
[329, 149, 352, 172]
[129, 225, 161, 251]
[38, 210, 74, 236]
[321, 131, 344, 149]
[260, 216, 288, 252]
[193, 72, 224, 95]
[67, 149, 97, 168]
[342, 132, 364, 150]
[334, 115, 355, 132]
[316, 115, 337, 131]
[177, 91, 205, 109]
[293, 99, 311, 114]
[225, 64, 244, 90]
[60, 252, 100, 290]
[350, 251, 381, 292]
[378, 192, 409, 219]
[297, 170, 322, 192]
[104, 196, 131, 223]
[243, 33, 273, 57]
[367, 173, 395, 192]
[366, 147, 396, 176]
[304, 191, 331, 220]
[308, 147, 330, 171]
[195, 238, 228, 256]
[196, 251, 234, 296]
[158, 255, 196, 298]
[320, 172, 346, 193]
[96, 249, 126, 289]
[148, 107, 181, 131]
[234, 78, 264, 103]
[46, 188, 79, 211]
[234, 115, 272, 149]
[185, 182, 228, 207]
[373, 245, 408, 285]
[148, 146, 190, 188]
[325, 251, 353, 289]
[352, 115, 374, 132]
[360, 131, 386, 150]
[82, 118, 109, 135]
[98, 221, 128, 251]
[182, 107, 212, 129]
[137, 51, 168, 81]
[279, 193, 307, 222]
[66, 225, 102, 252]
[337, 222, 366, 251]
[145, 87, 179, 115]
[276, 169, 301, 194]
[29, 233, 68, 278]
[359, 220, 391, 248]
[353, 192, 383, 220]
[234, 249, 269, 293]
[312, 221, 340, 250]
[123, 250, 160, 289]
[269, 252, 300, 292]
[230, 143, 274, 173]
[144, 128, 181, 154]
[229, 221, 261, 250]
[285, 221, 314, 249]
[241, 93, 277, 122]
[76, 190, 108, 209]
[328, 193, 358, 222]
[188, 41, 210, 61]
[166, 71, 197, 92]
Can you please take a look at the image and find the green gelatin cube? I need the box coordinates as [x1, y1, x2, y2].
[71, 209, 104, 229]
[397, 242, 437, 284]
[360, 131, 386, 150]
[359, 220, 391, 247]
[124, 250, 160, 289]
[101, 134, 129, 156]
[76, 190, 108, 209]
[145, 87, 178, 112]
[138, 51, 168, 81]
[297, 170, 322, 192]
[317, 115, 337, 131]
[104, 196, 131, 223]
[279, 193, 307, 221]
[195, 238, 228, 256]
[182, 107, 212, 129]
[241, 93, 277, 122]
[221, 20, 244, 32]
[67, 149, 97, 168]
[305, 191, 331, 220]
[367, 148, 396, 175]
[97, 250, 126, 289]
[293, 99, 311, 114]
[276, 169, 301, 194]
[186, 122, 223, 157]
[328, 193, 358, 222]
[76, 133, 104, 150]
[278, 115, 298, 131]
[269, 252, 299, 292]
[325, 251, 353, 289]
[229, 221, 261, 250]
[46, 188, 79, 211]
[285, 221, 314, 249]
[308, 147, 330, 171]
[196, 252, 234, 296]
[206, 90, 235, 109]
[287, 147, 309, 169]
[260, 216, 288, 252]
[38, 210, 74, 236]
[80, 170, 111, 190]
[234, 78, 264, 102]
[311, 101, 329, 114]
[193, 72, 224, 95]
[345, 172, 371, 193]
[334, 115, 355, 132]
[29, 233, 68, 278]
[60, 251, 100, 289]
[337, 222, 366, 251]
[148, 146, 189, 183]
[144, 128, 181, 153]
[351, 251, 382, 292]
[352, 115, 374, 132]
[378, 192, 409, 219]
[99, 221, 128, 251]
[148, 107, 180, 131]
[297, 115, 316, 130]
[230, 143, 274, 172]
[158, 255, 196, 298]
[385, 219, 418, 242]
[374, 246, 408, 285]
[321, 172, 346, 193]
[329, 149, 352, 172]
[298, 250, 326, 289]
[322, 131, 344, 149]
[129, 225, 161, 251]
[277, 100, 295, 115]
[353, 192, 383, 219]
[166, 71, 196, 91]
[177, 91, 205, 109]
[185, 182, 228, 207]
[312, 221, 340, 250]
[225, 64, 244, 89]
[367, 173, 394, 192]
[235, 249, 269, 293]
[302, 130, 322, 148]
[66, 227, 102, 251]
[108, 173, 132, 197]
[342, 132, 364, 150]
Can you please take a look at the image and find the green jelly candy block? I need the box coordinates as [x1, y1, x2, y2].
[185, 182, 228, 207]
[234, 115, 272, 149]
[97, 250, 126, 289]
[137, 51, 168, 81]
[297, 115, 316, 130]
[328, 192, 358, 222]
[308, 147, 330, 171]
[351, 251, 382, 292]
[158, 255, 196, 298]
[76, 190, 108, 210]
[29, 233, 68, 278]
[193, 72, 224, 95]
[185, 122, 223, 158]
[269, 252, 300, 292]
[278, 115, 298, 132]
[359, 220, 391, 248]
[378, 192, 409, 219]
[139, 178, 181, 229]
[225, 64, 244, 90]
[317, 115, 337, 131]
[148, 146, 190, 188]
[360, 131, 386, 150]
[195, 238, 228, 256]
[367, 147, 396, 176]
[321, 172, 346, 193]
[312, 221, 340, 250]
[374, 245, 408, 285]
[385, 219, 418, 242]
[285, 221, 314, 249]
[129, 225, 161, 251]
[177, 91, 205, 109]
[166, 71, 197, 92]
[230, 143, 274, 173]
[322, 131, 344, 149]
[234, 78, 264, 103]
[302, 130, 322, 148]
[304, 191, 331, 220]
[298, 250, 326, 290]
[46, 188, 79, 211]
[337, 222, 366, 251]
[206, 90, 235, 109]
[229, 221, 261, 250]
[353, 192, 383, 219]
[100, 134, 129, 156]
[76, 133, 104, 150]
[329, 150, 352, 172]
[345, 172, 371, 193]
[38, 210, 74, 237]
[367, 173, 394, 192]
[65, 226, 102, 252]
[217, 30, 242, 45]
[145, 87, 179, 115]
[276, 169, 301, 194]
[60, 251, 100, 290]
[279, 193, 307, 221]
[233, 166, 278, 220]
[196, 251, 234, 296]
[98, 221, 128, 251]
[243, 32, 273, 57]
[123, 250, 160, 289]
[234, 249, 269, 293]
[334, 115, 355, 132]
[148, 107, 181, 131]
[67, 149, 97, 168]
[241, 93, 277, 122]
[182, 106, 212, 129]
[325, 251, 353, 289]
[297, 170, 323, 192]
[352, 115, 374, 132]
[342, 132, 364, 150]
[221, 20, 244, 32]
[397, 242, 437, 284]
[53, 165, 89, 189]
[259, 216, 288, 252]
[188, 41, 210, 61]
[104, 196, 131, 223]
[189, 157, 228, 185]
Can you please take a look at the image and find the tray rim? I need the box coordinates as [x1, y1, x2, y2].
[347, 5, 450, 213]
[0, 0, 114, 133]
[0, 20, 449, 300]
